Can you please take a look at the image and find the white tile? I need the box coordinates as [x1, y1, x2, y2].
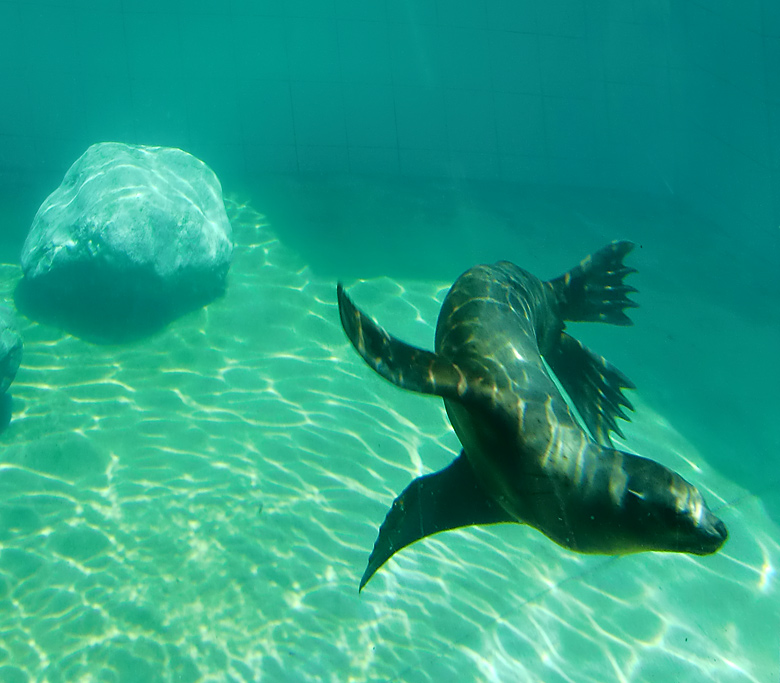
[676, 65, 717, 126]
[631, 0, 670, 26]
[604, 56, 671, 90]
[0, 69, 32, 138]
[605, 109, 675, 194]
[0, 135, 39, 172]
[113, 0, 168, 11]
[231, 0, 285, 16]
[70, 9, 129, 77]
[338, 20, 393, 84]
[286, 19, 341, 82]
[79, 76, 137, 144]
[32, 137, 96, 175]
[286, 0, 336, 19]
[763, 35, 780, 102]
[764, 0, 780, 37]
[493, 91, 546, 156]
[445, 89, 497, 152]
[677, 1, 723, 73]
[728, 149, 774, 226]
[232, 16, 290, 81]
[335, 0, 386, 21]
[187, 143, 246, 181]
[436, 27, 493, 90]
[497, 153, 553, 184]
[717, 24, 765, 98]
[0, 3, 23, 70]
[680, 1, 764, 100]
[290, 81, 347, 147]
[687, 71, 771, 166]
[673, 124, 733, 219]
[243, 144, 299, 174]
[385, 0, 437, 25]
[667, 64, 688, 103]
[679, 68, 723, 134]
[538, 35, 592, 99]
[436, 0, 488, 29]
[727, 92, 772, 167]
[606, 83, 672, 149]
[601, 23, 670, 85]
[18, 5, 81, 76]
[549, 158, 616, 189]
[447, 149, 499, 179]
[769, 101, 780, 170]
[670, 120, 697, 186]
[237, 81, 296, 147]
[347, 147, 400, 175]
[69, 0, 123, 10]
[542, 96, 598, 160]
[29, 73, 90, 141]
[393, 86, 448, 149]
[398, 148, 452, 176]
[486, 1, 537, 33]
[182, 0, 235, 15]
[122, 12, 186, 81]
[184, 78, 245, 146]
[488, 31, 541, 94]
[387, 22, 441, 87]
[296, 145, 350, 173]
[585, 1, 634, 36]
[178, 16, 237, 83]
[536, 0, 587, 38]
[343, 84, 397, 148]
[773, 169, 780, 224]
[698, 0, 762, 34]
[582, 20, 606, 83]
[126, 77, 193, 149]
[607, 145, 675, 196]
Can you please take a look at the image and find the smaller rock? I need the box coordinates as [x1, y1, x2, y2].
[0, 305, 22, 393]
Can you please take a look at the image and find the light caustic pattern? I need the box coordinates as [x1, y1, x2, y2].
[0, 199, 777, 683]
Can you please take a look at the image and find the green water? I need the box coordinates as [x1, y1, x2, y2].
[1, 0, 778, 677]
[0, 185, 776, 682]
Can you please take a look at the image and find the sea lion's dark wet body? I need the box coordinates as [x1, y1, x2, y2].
[337, 242, 727, 590]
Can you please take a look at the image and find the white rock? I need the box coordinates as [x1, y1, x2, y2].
[0, 305, 22, 394]
[21, 142, 233, 323]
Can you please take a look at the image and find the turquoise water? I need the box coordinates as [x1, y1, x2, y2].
[0, 181, 777, 682]
[1, 0, 778, 679]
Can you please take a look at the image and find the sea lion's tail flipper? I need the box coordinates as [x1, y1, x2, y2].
[337, 283, 468, 399]
[545, 332, 635, 447]
[549, 240, 638, 325]
[360, 451, 513, 591]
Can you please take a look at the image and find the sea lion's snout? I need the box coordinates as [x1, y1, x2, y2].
[621, 457, 729, 557]
[693, 512, 728, 555]
[714, 518, 728, 541]
[676, 485, 728, 555]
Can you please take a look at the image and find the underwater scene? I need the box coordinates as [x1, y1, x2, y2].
[0, 2, 779, 682]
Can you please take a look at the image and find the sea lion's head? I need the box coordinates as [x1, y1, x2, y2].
[620, 455, 728, 555]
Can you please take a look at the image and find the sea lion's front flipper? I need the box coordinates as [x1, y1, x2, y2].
[545, 332, 635, 447]
[548, 240, 638, 325]
[338, 283, 469, 399]
[360, 451, 512, 591]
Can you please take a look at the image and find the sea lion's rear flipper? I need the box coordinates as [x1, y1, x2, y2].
[337, 283, 469, 399]
[548, 240, 638, 325]
[360, 451, 512, 591]
[545, 332, 635, 447]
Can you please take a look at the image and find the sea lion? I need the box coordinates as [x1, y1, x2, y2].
[337, 241, 727, 591]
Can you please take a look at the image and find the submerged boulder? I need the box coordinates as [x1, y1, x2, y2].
[19, 142, 233, 340]
[0, 305, 22, 393]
